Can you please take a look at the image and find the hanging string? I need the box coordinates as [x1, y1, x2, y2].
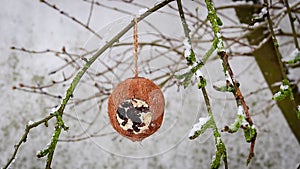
[134, 17, 139, 78]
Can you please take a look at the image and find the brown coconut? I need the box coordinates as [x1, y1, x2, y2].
[108, 77, 165, 142]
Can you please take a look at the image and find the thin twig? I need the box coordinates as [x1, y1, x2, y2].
[200, 79, 228, 169]
[40, 0, 102, 39]
[177, 0, 191, 42]
[264, 0, 298, 105]
[84, 0, 133, 15]
[177, 0, 228, 167]
[58, 132, 114, 142]
[203, 0, 257, 164]
[113, 42, 183, 55]
[218, 51, 256, 164]
[86, 0, 94, 26]
[12, 87, 63, 99]
[284, 0, 300, 50]
[264, 0, 288, 80]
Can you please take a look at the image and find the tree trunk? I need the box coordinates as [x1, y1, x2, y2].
[233, 5, 300, 143]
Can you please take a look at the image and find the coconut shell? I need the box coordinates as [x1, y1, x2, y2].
[108, 77, 165, 142]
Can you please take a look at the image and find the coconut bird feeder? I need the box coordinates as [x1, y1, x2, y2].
[108, 18, 165, 142]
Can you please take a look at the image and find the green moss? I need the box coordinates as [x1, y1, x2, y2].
[272, 79, 294, 101]
[228, 114, 243, 133]
[198, 76, 207, 89]
[186, 49, 196, 66]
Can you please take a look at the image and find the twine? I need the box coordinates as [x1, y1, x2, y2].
[134, 17, 138, 78]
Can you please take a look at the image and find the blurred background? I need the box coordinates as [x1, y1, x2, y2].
[1, 0, 299, 168]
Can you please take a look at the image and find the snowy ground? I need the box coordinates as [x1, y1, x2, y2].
[0, 0, 299, 169]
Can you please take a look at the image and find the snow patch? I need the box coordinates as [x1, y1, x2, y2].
[50, 105, 59, 115]
[256, 7, 267, 18]
[261, 7, 267, 15]
[216, 136, 221, 145]
[225, 71, 233, 84]
[27, 120, 34, 126]
[217, 39, 224, 51]
[241, 120, 249, 127]
[253, 22, 260, 27]
[273, 91, 282, 98]
[183, 38, 192, 58]
[237, 105, 245, 116]
[188, 62, 203, 77]
[138, 8, 148, 16]
[196, 69, 203, 77]
[188, 116, 210, 138]
[211, 154, 216, 162]
[280, 84, 289, 90]
[188, 61, 198, 70]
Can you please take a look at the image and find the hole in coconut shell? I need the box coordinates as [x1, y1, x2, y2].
[116, 99, 152, 134]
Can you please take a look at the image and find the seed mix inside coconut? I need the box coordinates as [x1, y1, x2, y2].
[116, 98, 152, 134]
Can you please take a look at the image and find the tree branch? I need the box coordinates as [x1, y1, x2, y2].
[3, 114, 55, 169]
[284, 0, 300, 50]
[204, 0, 257, 164]
[42, 0, 176, 168]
